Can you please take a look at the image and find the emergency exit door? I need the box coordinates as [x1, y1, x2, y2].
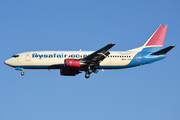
[25, 53, 31, 61]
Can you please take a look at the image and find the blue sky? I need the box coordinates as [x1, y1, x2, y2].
[0, 0, 180, 120]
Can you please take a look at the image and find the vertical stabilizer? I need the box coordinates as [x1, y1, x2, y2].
[143, 25, 167, 47]
[128, 25, 168, 52]
[141, 24, 168, 52]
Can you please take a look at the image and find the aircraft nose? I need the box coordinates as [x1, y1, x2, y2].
[4, 59, 11, 66]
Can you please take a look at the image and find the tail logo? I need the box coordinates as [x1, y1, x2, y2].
[136, 53, 141, 62]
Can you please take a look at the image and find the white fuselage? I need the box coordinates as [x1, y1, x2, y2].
[5, 50, 138, 69]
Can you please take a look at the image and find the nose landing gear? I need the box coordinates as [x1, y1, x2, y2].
[15, 67, 25, 76]
[21, 70, 25, 76]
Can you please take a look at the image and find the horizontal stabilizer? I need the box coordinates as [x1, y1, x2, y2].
[151, 45, 175, 55]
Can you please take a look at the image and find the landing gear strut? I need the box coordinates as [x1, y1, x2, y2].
[85, 66, 92, 79]
[21, 69, 25, 76]
[16, 67, 25, 76]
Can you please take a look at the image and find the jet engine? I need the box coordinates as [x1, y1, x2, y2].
[64, 59, 86, 68]
[60, 69, 80, 76]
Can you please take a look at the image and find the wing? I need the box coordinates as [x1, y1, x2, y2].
[81, 43, 115, 66]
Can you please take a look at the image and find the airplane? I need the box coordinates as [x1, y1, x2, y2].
[4, 24, 175, 78]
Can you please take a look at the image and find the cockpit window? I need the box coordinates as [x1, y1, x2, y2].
[12, 55, 19, 58]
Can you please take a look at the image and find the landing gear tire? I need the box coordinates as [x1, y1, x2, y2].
[85, 73, 90, 78]
[21, 72, 25, 76]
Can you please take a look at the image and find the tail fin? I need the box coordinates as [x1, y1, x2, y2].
[128, 25, 168, 52]
[142, 24, 168, 52]
[143, 24, 167, 47]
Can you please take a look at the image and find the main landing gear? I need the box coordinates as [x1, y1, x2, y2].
[85, 66, 97, 79]
[85, 66, 92, 79]
[85, 72, 90, 78]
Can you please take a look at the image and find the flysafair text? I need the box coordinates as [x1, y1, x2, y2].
[32, 53, 89, 59]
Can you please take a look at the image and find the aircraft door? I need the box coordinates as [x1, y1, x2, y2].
[25, 53, 31, 61]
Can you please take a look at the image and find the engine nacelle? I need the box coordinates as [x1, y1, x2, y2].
[64, 59, 81, 68]
[60, 69, 79, 76]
